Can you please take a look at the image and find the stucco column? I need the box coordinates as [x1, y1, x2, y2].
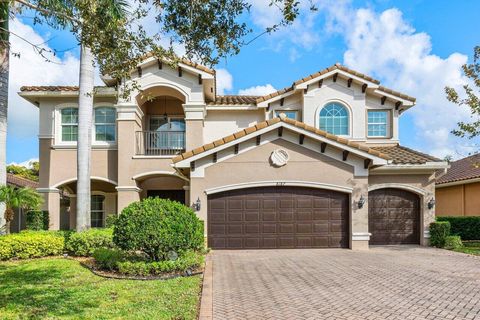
[116, 187, 141, 213]
[183, 104, 205, 150]
[422, 173, 437, 246]
[37, 188, 61, 230]
[190, 177, 207, 237]
[351, 177, 370, 250]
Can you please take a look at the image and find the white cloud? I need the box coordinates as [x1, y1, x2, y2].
[238, 84, 276, 96]
[215, 68, 233, 95]
[323, 5, 473, 158]
[8, 19, 77, 139]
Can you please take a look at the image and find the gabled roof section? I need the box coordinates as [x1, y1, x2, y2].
[436, 154, 480, 185]
[255, 63, 416, 105]
[173, 114, 391, 164]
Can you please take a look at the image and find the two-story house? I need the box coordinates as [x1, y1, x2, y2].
[19, 59, 447, 250]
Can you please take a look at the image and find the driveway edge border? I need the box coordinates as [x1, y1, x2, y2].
[199, 253, 213, 319]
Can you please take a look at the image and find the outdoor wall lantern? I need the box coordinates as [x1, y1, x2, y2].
[428, 198, 436, 209]
[193, 197, 201, 211]
[358, 195, 366, 209]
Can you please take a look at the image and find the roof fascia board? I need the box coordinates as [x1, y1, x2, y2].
[372, 89, 415, 105]
[295, 69, 380, 90]
[136, 57, 214, 79]
[206, 105, 258, 110]
[370, 161, 449, 174]
[257, 90, 297, 108]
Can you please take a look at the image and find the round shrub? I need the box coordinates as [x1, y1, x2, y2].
[113, 198, 204, 261]
[444, 235, 463, 250]
[65, 228, 115, 256]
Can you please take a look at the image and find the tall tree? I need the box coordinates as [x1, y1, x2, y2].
[9, 0, 313, 231]
[446, 46, 480, 148]
[0, 2, 8, 233]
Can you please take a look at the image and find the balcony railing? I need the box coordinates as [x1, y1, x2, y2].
[135, 131, 186, 156]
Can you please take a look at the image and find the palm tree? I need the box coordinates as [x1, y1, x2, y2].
[0, 186, 43, 234]
[0, 2, 9, 232]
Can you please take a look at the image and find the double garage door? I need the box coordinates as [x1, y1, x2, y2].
[207, 186, 421, 249]
[208, 187, 349, 249]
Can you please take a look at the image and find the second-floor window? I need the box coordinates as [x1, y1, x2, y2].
[367, 110, 389, 137]
[149, 117, 185, 150]
[95, 107, 116, 142]
[61, 108, 78, 142]
[319, 103, 349, 135]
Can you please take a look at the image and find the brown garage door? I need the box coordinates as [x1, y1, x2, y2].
[208, 187, 349, 249]
[368, 188, 420, 245]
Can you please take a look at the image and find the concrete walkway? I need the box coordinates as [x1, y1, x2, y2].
[200, 246, 480, 320]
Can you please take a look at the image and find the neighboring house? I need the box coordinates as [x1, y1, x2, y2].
[19, 60, 448, 249]
[436, 154, 480, 216]
[6, 173, 39, 232]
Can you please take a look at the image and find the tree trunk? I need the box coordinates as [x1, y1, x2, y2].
[0, 3, 9, 233]
[4, 207, 13, 235]
[76, 45, 94, 232]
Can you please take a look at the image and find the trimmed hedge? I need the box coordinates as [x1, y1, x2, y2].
[65, 228, 115, 256]
[25, 210, 49, 231]
[429, 221, 451, 248]
[0, 231, 64, 260]
[114, 198, 204, 261]
[437, 216, 480, 240]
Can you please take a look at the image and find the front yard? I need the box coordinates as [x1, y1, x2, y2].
[0, 257, 201, 320]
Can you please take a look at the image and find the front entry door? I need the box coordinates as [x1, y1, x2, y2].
[147, 190, 186, 204]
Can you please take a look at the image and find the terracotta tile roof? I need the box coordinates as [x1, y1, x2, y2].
[173, 114, 391, 163]
[208, 95, 260, 106]
[20, 86, 80, 92]
[179, 58, 216, 75]
[436, 154, 480, 185]
[377, 86, 416, 102]
[6, 173, 39, 189]
[20, 86, 112, 92]
[370, 145, 441, 164]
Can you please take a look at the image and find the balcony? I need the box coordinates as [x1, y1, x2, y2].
[135, 131, 186, 156]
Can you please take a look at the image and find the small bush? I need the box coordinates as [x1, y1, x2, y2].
[114, 198, 204, 261]
[0, 231, 64, 260]
[65, 228, 115, 256]
[116, 251, 204, 275]
[430, 221, 451, 248]
[444, 236, 464, 250]
[105, 215, 118, 228]
[437, 216, 480, 240]
[93, 248, 125, 270]
[25, 210, 49, 230]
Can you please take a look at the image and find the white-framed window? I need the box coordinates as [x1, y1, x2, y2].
[91, 195, 105, 228]
[319, 102, 349, 135]
[148, 116, 186, 150]
[94, 107, 116, 142]
[274, 110, 298, 120]
[367, 110, 389, 137]
[61, 108, 78, 142]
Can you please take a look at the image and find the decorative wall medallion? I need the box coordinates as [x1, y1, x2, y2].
[270, 149, 289, 167]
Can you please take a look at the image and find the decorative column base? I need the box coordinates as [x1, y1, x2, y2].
[351, 232, 371, 250]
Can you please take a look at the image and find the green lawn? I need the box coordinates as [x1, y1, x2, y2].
[0, 258, 202, 319]
[453, 241, 480, 256]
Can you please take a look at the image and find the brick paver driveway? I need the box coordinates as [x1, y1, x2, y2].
[208, 246, 480, 320]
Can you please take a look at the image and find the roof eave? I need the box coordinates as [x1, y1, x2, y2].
[370, 161, 450, 174]
[436, 176, 480, 188]
[295, 69, 380, 90]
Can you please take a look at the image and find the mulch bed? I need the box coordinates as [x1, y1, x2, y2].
[70, 256, 204, 281]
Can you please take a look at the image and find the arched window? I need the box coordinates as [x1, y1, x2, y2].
[319, 103, 349, 135]
[61, 108, 78, 141]
[95, 107, 116, 142]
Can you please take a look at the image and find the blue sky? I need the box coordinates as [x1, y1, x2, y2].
[7, 0, 480, 164]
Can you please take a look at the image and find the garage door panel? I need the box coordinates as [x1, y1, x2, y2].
[369, 188, 420, 245]
[208, 187, 349, 249]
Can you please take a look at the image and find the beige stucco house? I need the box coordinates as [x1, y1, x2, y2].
[19, 60, 448, 250]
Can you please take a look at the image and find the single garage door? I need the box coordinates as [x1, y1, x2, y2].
[208, 186, 349, 249]
[368, 188, 420, 245]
